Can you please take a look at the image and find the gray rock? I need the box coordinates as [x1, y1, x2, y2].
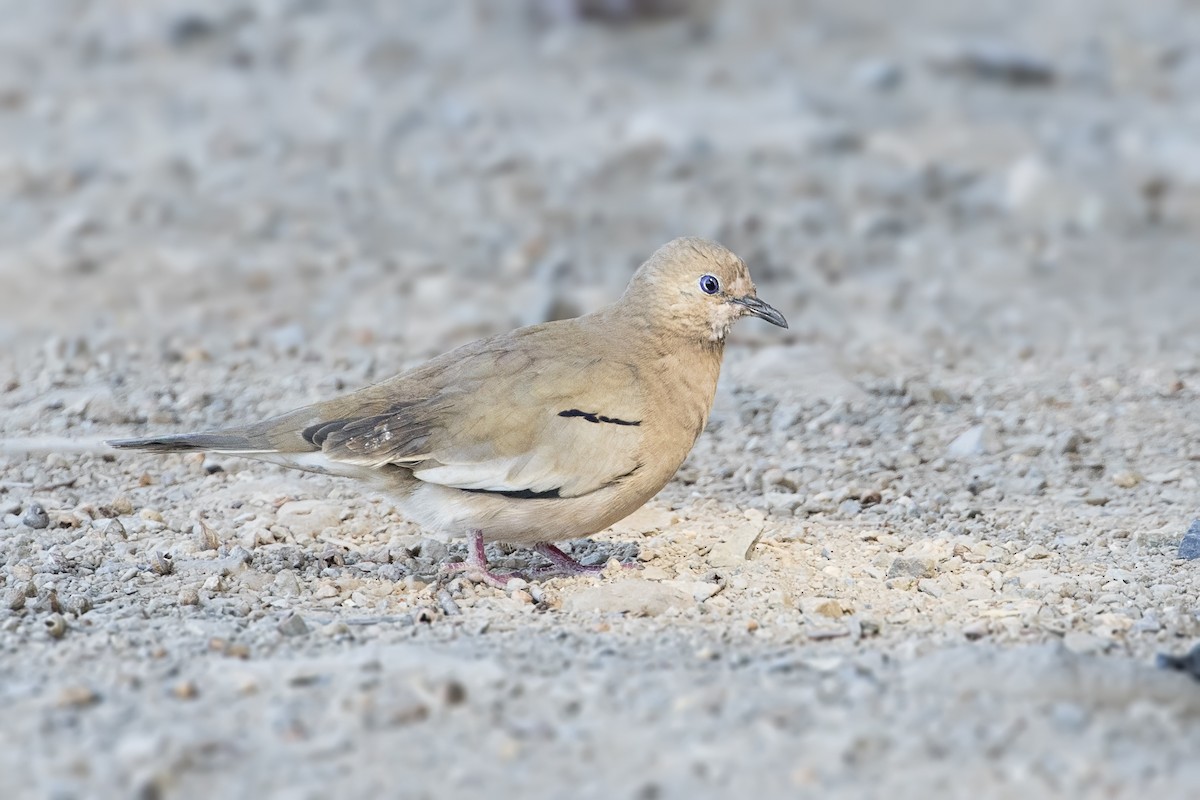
[928, 41, 1056, 86]
[167, 14, 217, 47]
[416, 538, 449, 563]
[887, 556, 937, 580]
[376, 564, 405, 582]
[5, 587, 26, 611]
[1179, 519, 1200, 560]
[536, 0, 692, 24]
[272, 570, 302, 597]
[23, 503, 49, 529]
[852, 59, 903, 92]
[838, 499, 863, 516]
[1157, 642, 1200, 680]
[1054, 429, 1085, 455]
[437, 589, 461, 616]
[947, 425, 987, 458]
[277, 613, 309, 637]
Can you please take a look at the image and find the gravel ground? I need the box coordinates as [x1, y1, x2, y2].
[2, 1, 1200, 797]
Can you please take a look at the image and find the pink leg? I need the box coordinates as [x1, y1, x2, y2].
[533, 543, 609, 576]
[442, 530, 517, 588]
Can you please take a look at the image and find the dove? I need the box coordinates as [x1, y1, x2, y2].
[109, 237, 787, 586]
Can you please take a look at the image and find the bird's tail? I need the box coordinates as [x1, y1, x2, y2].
[108, 425, 379, 480]
[107, 431, 271, 454]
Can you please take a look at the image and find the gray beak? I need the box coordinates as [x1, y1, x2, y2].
[732, 295, 788, 329]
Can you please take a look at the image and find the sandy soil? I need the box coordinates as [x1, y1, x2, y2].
[2, 1, 1200, 797]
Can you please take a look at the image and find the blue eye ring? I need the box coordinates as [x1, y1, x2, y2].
[699, 274, 720, 295]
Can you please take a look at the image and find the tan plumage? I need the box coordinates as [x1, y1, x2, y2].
[110, 237, 787, 584]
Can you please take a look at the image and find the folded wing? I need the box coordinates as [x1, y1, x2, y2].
[310, 338, 647, 499]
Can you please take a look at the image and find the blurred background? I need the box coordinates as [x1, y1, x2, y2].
[2, 0, 1198, 392]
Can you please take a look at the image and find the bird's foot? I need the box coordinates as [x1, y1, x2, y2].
[441, 560, 520, 589]
[441, 530, 523, 589]
[443, 533, 635, 587]
[532, 542, 635, 577]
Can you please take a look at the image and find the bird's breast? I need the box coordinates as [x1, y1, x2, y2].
[631, 345, 724, 483]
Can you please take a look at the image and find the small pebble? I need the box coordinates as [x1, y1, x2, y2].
[57, 685, 100, 708]
[5, 588, 26, 611]
[44, 588, 63, 614]
[887, 557, 937, 580]
[44, 613, 67, 639]
[437, 589, 461, 616]
[962, 620, 990, 640]
[436, 679, 467, 707]
[807, 626, 850, 640]
[1112, 471, 1142, 489]
[277, 613, 310, 637]
[227, 545, 253, 565]
[929, 40, 1056, 86]
[151, 551, 174, 575]
[852, 58, 903, 92]
[1179, 519, 1200, 560]
[321, 621, 350, 637]
[947, 425, 987, 458]
[23, 503, 50, 529]
[109, 495, 134, 516]
[917, 578, 943, 598]
[1157, 642, 1200, 680]
[171, 680, 199, 700]
[1054, 429, 1085, 455]
[195, 519, 221, 551]
[167, 13, 216, 47]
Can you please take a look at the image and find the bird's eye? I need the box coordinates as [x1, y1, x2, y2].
[699, 274, 720, 295]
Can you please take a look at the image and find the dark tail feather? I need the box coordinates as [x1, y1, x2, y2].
[107, 431, 263, 453]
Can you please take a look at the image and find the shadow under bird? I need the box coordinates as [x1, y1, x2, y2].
[109, 237, 788, 586]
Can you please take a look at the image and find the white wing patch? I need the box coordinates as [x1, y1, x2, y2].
[410, 414, 642, 498]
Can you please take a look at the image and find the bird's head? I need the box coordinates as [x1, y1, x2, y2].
[623, 237, 787, 343]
